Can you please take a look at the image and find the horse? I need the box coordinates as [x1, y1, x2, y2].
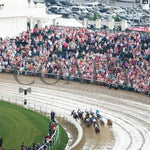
[92, 117, 97, 124]
[74, 114, 79, 121]
[85, 112, 89, 120]
[96, 113, 100, 119]
[71, 110, 78, 121]
[107, 119, 112, 128]
[85, 118, 91, 128]
[94, 123, 100, 134]
[78, 111, 83, 120]
[99, 119, 105, 126]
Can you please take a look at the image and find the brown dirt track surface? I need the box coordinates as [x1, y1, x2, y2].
[57, 117, 113, 150]
[74, 125, 113, 150]
[2, 73, 149, 104]
[0, 73, 150, 150]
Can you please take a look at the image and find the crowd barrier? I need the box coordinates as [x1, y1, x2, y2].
[0, 93, 60, 150]
[38, 124, 60, 150]
[1, 69, 149, 96]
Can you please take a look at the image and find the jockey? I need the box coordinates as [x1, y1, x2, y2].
[96, 110, 100, 114]
[90, 109, 94, 115]
[93, 117, 97, 123]
[71, 110, 75, 115]
[86, 118, 90, 123]
[99, 115, 102, 120]
[89, 114, 92, 121]
[107, 117, 111, 121]
[77, 108, 81, 113]
[85, 110, 89, 117]
[83, 113, 86, 119]
[73, 111, 77, 116]
[86, 113, 89, 119]
[94, 123, 98, 129]
[85, 109, 89, 114]
[93, 113, 97, 118]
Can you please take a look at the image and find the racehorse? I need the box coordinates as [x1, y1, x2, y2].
[78, 111, 83, 120]
[107, 119, 112, 128]
[99, 119, 105, 126]
[94, 123, 100, 134]
[71, 110, 78, 121]
[73, 114, 78, 121]
[85, 118, 91, 128]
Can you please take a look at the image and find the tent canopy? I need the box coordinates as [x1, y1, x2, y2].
[57, 18, 83, 27]
[127, 27, 150, 33]
[43, 18, 83, 28]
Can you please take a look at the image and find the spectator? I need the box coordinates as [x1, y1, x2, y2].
[0, 137, 3, 150]
[51, 111, 55, 122]
[49, 122, 52, 136]
[21, 142, 24, 150]
[52, 122, 56, 134]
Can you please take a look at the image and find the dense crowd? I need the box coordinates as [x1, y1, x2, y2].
[0, 26, 149, 93]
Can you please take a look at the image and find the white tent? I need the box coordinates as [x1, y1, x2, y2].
[43, 18, 83, 28]
[57, 18, 83, 27]
[0, 0, 62, 38]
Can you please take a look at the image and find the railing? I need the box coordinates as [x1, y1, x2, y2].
[0, 68, 150, 96]
[38, 125, 60, 150]
[0, 93, 60, 150]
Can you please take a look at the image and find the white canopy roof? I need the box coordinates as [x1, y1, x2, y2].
[0, 8, 61, 20]
[57, 18, 83, 27]
[43, 18, 83, 28]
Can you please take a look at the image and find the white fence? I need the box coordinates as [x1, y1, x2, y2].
[38, 125, 60, 150]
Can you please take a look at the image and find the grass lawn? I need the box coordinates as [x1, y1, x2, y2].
[0, 100, 68, 150]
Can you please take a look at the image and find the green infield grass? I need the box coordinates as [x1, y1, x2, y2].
[0, 100, 68, 150]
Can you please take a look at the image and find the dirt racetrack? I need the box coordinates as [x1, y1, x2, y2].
[0, 73, 150, 150]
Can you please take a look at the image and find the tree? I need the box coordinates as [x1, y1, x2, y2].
[113, 13, 122, 22]
[92, 11, 102, 21]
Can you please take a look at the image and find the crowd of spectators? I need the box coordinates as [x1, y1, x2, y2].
[0, 26, 149, 93]
[20, 142, 41, 150]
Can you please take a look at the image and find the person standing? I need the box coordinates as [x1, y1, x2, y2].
[50, 111, 55, 122]
[49, 122, 52, 136]
[0, 136, 3, 150]
[21, 142, 24, 150]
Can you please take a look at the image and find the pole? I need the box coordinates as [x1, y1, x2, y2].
[132, 0, 135, 32]
[23, 94, 25, 106]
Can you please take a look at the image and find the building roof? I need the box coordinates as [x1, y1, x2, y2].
[43, 18, 83, 28]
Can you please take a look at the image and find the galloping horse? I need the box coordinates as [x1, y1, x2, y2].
[97, 114, 104, 126]
[71, 110, 78, 121]
[99, 119, 105, 126]
[94, 123, 100, 134]
[85, 118, 91, 128]
[107, 119, 112, 128]
[78, 111, 83, 120]
[73, 114, 78, 121]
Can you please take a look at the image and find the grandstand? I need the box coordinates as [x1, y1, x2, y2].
[0, 25, 149, 94]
